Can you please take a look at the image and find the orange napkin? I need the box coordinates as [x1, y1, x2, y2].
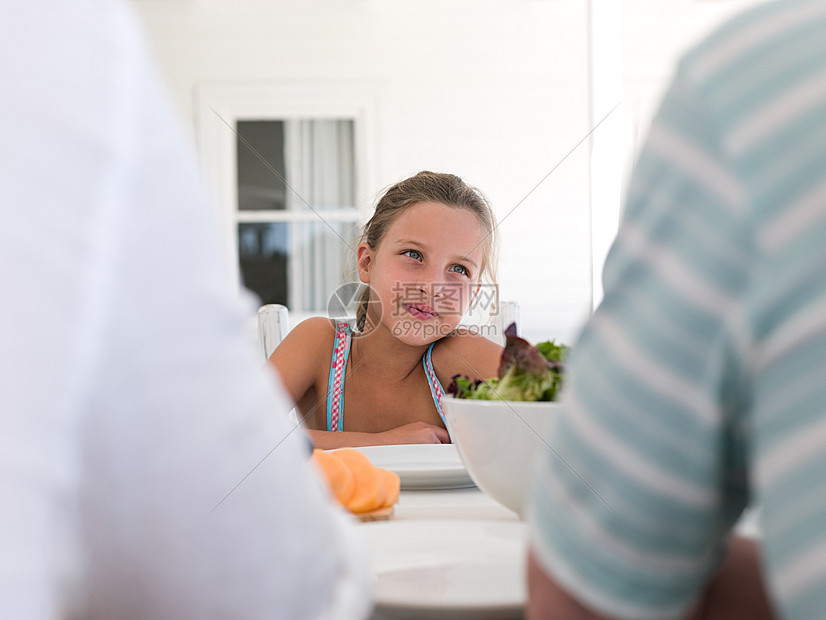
[311, 448, 400, 517]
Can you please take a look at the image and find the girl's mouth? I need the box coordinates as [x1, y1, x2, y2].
[404, 303, 438, 320]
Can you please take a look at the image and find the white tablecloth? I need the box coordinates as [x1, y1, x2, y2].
[362, 484, 524, 620]
[389, 486, 520, 522]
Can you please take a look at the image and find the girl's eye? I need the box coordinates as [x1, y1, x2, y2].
[402, 249, 422, 261]
[450, 264, 470, 276]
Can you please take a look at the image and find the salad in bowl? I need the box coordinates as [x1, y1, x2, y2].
[443, 324, 568, 517]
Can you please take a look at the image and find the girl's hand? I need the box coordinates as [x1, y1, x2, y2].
[378, 422, 450, 445]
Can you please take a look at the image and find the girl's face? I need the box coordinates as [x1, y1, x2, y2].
[357, 201, 486, 346]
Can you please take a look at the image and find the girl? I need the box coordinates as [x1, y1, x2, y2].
[269, 171, 503, 449]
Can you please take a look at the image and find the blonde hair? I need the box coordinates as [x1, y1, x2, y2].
[356, 171, 498, 331]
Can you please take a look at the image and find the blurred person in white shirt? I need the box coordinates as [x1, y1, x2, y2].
[0, 1, 369, 618]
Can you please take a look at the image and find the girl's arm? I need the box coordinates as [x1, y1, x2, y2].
[267, 317, 333, 419]
[307, 422, 450, 450]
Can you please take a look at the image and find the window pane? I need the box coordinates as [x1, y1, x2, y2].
[237, 120, 287, 211]
[235, 119, 358, 213]
[292, 220, 359, 312]
[238, 222, 289, 305]
[293, 119, 357, 212]
[238, 221, 359, 311]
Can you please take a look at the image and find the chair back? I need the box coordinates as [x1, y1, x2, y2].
[492, 300, 520, 345]
[463, 299, 520, 345]
[258, 304, 289, 362]
[496, 300, 520, 339]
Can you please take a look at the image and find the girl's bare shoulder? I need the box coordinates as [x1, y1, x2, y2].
[277, 316, 339, 356]
[431, 328, 503, 383]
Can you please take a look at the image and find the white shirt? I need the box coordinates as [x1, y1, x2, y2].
[0, 2, 369, 618]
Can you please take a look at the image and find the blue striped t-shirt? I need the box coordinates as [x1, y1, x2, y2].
[530, 1, 826, 618]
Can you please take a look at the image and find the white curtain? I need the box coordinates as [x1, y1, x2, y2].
[286, 119, 356, 312]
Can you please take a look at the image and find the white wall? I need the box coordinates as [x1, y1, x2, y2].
[131, 0, 770, 348]
[131, 0, 592, 346]
[587, 0, 766, 309]
[619, 0, 763, 156]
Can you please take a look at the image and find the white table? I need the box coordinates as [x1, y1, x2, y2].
[361, 484, 761, 620]
[361, 484, 526, 620]
[389, 486, 520, 522]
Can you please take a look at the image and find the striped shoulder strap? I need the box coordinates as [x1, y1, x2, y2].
[326, 321, 351, 432]
[423, 342, 446, 423]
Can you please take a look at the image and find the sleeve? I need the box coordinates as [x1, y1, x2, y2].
[73, 4, 370, 619]
[527, 63, 754, 620]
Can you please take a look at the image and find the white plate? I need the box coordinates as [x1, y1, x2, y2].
[356, 444, 475, 490]
[364, 519, 527, 619]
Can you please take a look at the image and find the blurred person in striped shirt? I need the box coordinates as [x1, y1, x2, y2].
[528, 1, 826, 618]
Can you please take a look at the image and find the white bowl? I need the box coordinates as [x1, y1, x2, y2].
[443, 397, 559, 518]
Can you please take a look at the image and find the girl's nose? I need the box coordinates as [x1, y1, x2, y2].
[416, 283, 442, 298]
[429, 280, 446, 299]
[418, 267, 442, 297]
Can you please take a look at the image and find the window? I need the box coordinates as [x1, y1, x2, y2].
[197, 82, 378, 316]
[235, 119, 358, 311]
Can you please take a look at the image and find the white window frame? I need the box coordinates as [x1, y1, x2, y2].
[195, 81, 380, 299]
